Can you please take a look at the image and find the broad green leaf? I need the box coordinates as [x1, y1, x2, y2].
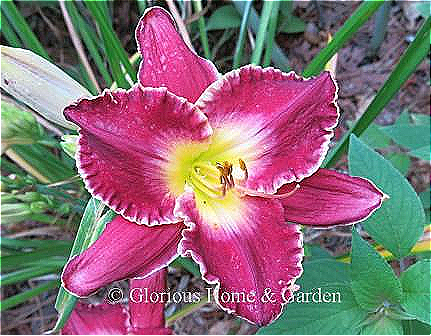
[1, 46, 90, 129]
[419, 189, 430, 211]
[258, 259, 367, 335]
[206, 5, 241, 30]
[360, 123, 391, 148]
[403, 319, 431, 335]
[410, 112, 430, 125]
[385, 152, 411, 175]
[349, 135, 425, 257]
[409, 146, 430, 161]
[278, 15, 306, 34]
[360, 315, 403, 335]
[381, 125, 430, 150]
[400, 260, 431, 324]
[351, 229, 403, 311]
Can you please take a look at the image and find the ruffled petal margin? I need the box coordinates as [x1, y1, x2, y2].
[136, 7, 219, 103]
[175, 192, 303, 326]
[278, 169, 386, 226]
[196, 65, 339, 194]
[64, 85, 211, 225]
[62, 216, 185, 297]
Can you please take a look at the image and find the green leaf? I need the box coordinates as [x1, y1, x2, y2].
[400, 260, 431, 324]
[84, 1, 135, 88]
[1, 0, 50, 60]
[409, 145, 430, 161]
[278, 15, 306, 34]
[258, 259, 367, 335]
[381, 125, 430, 150]
[303, 1, 384, 77]
[351, 229, 403, 311]
[360, 123, 391, 148]
[206, 5, 241, 30]
[1, 279, 60, 311]
[52, 198, 114, 333]
[403, 319, 431, 335]
[410, 112, 430, 125]
[278, 1, 306, 33]
[60, 135, 78, 159]
[324, 17, 430, 167]
[360, 315, 403, 335]
[419, 189, 430, 211]
[232, 0, 253, 69]
[250, 1, 276, 65]
[385, 152, 411, 175]
[1, 265, 62, 286]
[232, 1, 290, 71]
[348, 135, 425, 257]
[193, 0, 211, 60]
[262, 1, 281, 67]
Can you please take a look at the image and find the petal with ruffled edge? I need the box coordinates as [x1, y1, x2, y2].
[64, 85, 212, 225]
[129, 269, 173, 335]
[195, 65, 338, 194]
[175, 191, 303, 326]
[62, 302, 128, 335]
[278, 169, 386, 226]
[62, 216, 185, 297]
[136, 7, 219, 103]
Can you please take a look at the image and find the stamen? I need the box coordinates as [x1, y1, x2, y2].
[236, 184, 301, 199]
[238, 158, 248, 180]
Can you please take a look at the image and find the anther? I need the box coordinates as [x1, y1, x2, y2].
[238, 158, 248, 180]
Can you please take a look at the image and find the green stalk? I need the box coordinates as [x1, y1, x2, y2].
[1, 12, 21, 48]
[1, 0, 50, 60]
[65, 1, 113, 86]
[263, 1, 280, 67]
[85, 1, 136, 87]
[233, 0, 253, 68]
[193, 0, 211, 60]
[250, 1, 275, 65]
[303, 0, 384, 77]
[233, 1, 290, 71]
[324, 17, 431, 167]
[1, 280, 60, 311]
[1, 265, 62, 286]
[369, 1, 391, 56]
[137, 0, 147, 14]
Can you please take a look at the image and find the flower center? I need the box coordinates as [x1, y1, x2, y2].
[188, 158, 300, 201]
[189, 158, 248, 199]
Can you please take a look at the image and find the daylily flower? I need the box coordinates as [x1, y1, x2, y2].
[62, 269, 172, 335]
[62, 7, 385, 326]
